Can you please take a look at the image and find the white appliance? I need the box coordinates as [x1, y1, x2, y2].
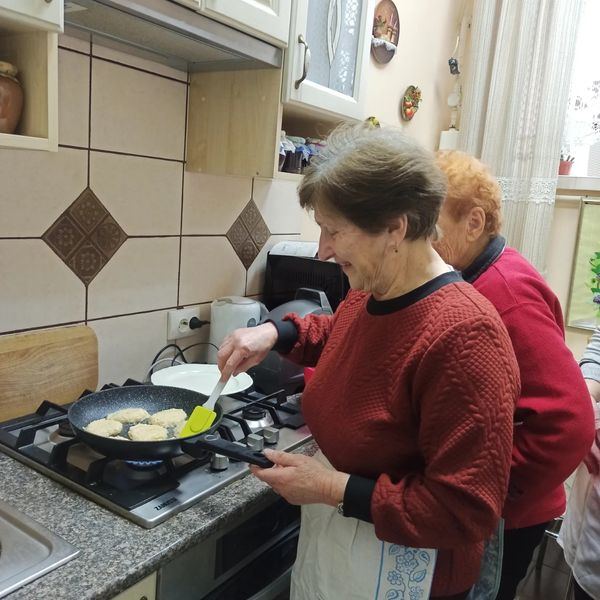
[208, 296, 266, 363]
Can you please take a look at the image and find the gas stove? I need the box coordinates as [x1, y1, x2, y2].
[0, 380, 311, 528]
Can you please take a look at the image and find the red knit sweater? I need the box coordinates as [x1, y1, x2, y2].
[471, 246, 595, 529]
[286, 279, 520, 596]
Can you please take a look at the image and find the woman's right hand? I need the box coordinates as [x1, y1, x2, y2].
[217, 322, 279, 380]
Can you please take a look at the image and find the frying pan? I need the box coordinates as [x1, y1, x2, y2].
[68, 385, 273, 467]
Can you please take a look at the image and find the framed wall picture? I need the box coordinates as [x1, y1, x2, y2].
[566, 199, 600, 330]
[371, 0, 399, 64]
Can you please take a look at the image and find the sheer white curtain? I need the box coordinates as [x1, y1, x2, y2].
[458, 0, 582, 271]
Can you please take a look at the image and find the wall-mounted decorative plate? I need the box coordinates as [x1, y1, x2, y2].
[371, 0, 399, 64]
[401, 85, 422, 121]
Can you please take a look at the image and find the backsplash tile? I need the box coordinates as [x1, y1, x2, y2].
[0, 147, 87, 236]
[58, 48, 90, 148]
[182, 172, 251, 234]
[0, 40, 306, 385]
[226, 200, 272, 268]
[90, 152, 183, 235]
[180, 237, 246, 305]
[90, 58, 187, 159]
[87, 238, 179, 319]
[42, 188, 127, 285]
[0, 240, 85, 332]
[253, 178, 304, 234]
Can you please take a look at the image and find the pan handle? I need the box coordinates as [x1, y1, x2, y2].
[181, 435, 274, 468]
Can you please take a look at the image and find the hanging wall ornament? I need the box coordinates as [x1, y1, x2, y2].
[401, 86, 422, 121]
[371, 0, 399, 64]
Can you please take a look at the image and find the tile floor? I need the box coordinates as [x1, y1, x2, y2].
[517, 537, 572, 600]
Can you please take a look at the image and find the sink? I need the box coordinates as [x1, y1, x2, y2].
[0, 499, 79, 598]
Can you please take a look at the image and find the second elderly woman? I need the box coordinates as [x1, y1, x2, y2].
[217, 124, 520, 600]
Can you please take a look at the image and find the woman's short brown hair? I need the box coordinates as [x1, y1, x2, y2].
[298, 124, 447, 240]
[435, 150, 503, 236]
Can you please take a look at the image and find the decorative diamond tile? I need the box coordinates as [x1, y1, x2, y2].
[90, 215, 127, 259]
[239, 239, 260, 269]
[67, 242, 107, 285]
[69, 188, 108, 233]
[42, 186, 127, 285]
[226, 200, 271, 269]
[240, 200, 261, 231]
[250, 219, 270, 249]
[42, 215, 85, 260]
[226, 218, 250, 253]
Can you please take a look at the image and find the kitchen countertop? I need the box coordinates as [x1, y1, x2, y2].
[0, 440, 317, 600]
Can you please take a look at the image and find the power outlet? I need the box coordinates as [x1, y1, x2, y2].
[167, 307, 201, 340]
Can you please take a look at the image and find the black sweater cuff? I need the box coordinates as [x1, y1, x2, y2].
[343, 475, 375, 522]
[267, 318, 299, 354]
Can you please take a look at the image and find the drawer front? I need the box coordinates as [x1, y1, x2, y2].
[0, 0, 63, 31]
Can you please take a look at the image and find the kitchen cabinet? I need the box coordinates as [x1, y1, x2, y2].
[201, 0, 291, 47]
[282, 0, 372, 121]
[0, 1, 60, 151]
[110, 572, 156, 600]
[171, 0, 290, 47]
[0, 0, 63, 32]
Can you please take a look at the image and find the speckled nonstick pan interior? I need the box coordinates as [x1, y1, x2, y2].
[68, 385, 273, 467]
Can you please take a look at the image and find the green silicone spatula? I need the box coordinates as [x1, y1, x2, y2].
[179, 375, 229, 438]
[179, 405, 217, 438]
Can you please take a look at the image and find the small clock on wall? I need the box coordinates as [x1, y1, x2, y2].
[371, 0, 399, 64]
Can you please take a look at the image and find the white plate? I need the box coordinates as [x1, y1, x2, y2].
[150, 364, 253, 396]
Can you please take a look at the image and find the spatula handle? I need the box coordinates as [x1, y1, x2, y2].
[204, 378, 227, 410]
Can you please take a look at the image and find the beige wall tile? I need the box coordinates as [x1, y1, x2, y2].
[91, 59, 187, 159]
[246, 234, 301, 296]
[252, 178, 303, 234]
[0, 240, 85, 333]
[90, 304, 213, 385]
[59, 31, 91, 54]
[182, 172, 252, 234]
[0, 147, 87, 236]
[180, 237, 246, 304]
[90, 152, 183, 236]
[59, 48, 90, 148]
[88, 238, 179, 319]
[299, 207, 320, 242]
[92, 42, 188, 82]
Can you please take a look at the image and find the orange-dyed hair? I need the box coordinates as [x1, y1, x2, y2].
[435, 150, 503, 236]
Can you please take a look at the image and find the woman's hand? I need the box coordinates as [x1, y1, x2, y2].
[217, 322, 278, 380]
[250, 449, 350, 507]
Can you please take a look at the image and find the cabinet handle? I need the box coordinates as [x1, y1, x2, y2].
[139, 596, 148, 600]
[44, 0, 53, 3]
[294, 34, 311, 89]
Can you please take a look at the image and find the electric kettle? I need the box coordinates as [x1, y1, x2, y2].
[208, 296, 267, 363]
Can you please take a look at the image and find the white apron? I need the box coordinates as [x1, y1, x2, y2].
[291, 451, 437, 600]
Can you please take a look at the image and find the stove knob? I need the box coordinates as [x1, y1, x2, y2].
[210, 453, 229, 471]
[263, 427, 280, 445]
[246, 433, 264, 451]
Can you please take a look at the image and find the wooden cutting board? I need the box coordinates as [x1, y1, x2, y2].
[0, 325, 98, 421]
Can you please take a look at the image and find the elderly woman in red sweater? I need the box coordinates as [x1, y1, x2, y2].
[217, 125, 520, 600]
[434, 150, 594, 600]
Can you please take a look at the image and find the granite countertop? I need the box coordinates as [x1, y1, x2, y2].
[0, 441, 317, 600]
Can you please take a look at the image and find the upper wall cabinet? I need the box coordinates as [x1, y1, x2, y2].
[0, 0, 61, 151]
[172, 0, 291, 47]
[202, 0, 291, 46]
[0, 0, 63, 32]
[282, 0, 371, 121]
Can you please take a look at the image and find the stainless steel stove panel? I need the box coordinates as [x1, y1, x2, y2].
[0, 384, 311, 528]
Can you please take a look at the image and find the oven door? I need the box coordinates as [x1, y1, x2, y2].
[158, 499, 299, 600]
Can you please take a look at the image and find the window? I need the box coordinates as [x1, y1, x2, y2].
[561, 0, 600, 177]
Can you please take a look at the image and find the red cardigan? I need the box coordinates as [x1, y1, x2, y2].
[286, 278, 519, 596]
[469, 245, 595, 529]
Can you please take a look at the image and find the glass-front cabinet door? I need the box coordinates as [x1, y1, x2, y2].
[283, 0, 371, 120]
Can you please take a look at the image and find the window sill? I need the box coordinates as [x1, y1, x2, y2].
[557, 175, 600, 195]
